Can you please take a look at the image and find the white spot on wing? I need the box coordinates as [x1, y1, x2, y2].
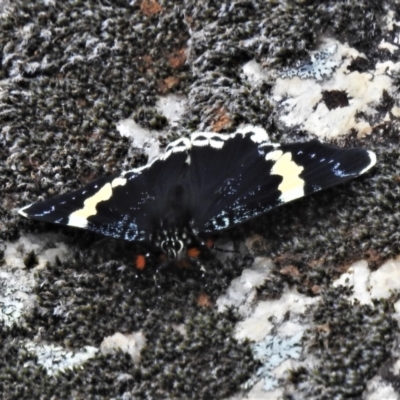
[191, 132, 229, 149]
[209, 137, 225, 149]
[18, 206, 31, 218]
[360, 150, 377, 175]
[68, 215, 90, 229]
[249, 130, 269, 144]
[234, 125, 269, 143]
[191, 133, 209, 146]
[163, 137, 191, 159]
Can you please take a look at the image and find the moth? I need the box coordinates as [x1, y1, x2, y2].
[19, 130, 376, 269]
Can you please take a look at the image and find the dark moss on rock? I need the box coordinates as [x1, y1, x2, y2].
[3, 239, 256, 399]
[286, 286, 399, 399]
[1, 0, 399, 398]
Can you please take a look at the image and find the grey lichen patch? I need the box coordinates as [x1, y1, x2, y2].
[280, 45, 341, 82]
[245, 332, 303, 391]
[24, 342, 99, 376]
[274, 39, 399, 139]
[0, 269, 35, 327]
[286, 286, 398, 399]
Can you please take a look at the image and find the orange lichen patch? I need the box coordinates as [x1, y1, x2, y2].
[76, 98, 88, 108]
[316, 323, 331, 333]
[168, 48, 187, 68]
[140, 0, 162, 17]
[55, 118, 68, 128]
[197, 292, 212, 307]
[187, 247, 201, 258]
[137, 55, 154, 73]
[311, 285, 321, 295]
[164, 76, 179, 89]
[185, 16, 194, 26]
[279, 265, 301, 277]
[158, 76, 180, 93]
[135, 255, 146, 270]
[211, 108, 232, 132]
[142, 55, 153, 66]
[308, 257, 327, 269]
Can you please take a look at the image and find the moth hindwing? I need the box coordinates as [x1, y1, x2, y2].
[19, 131, 376, 259]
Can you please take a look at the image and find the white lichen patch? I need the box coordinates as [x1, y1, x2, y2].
[116, 118, 160, 161]
[333, 257, 400, 306]
[24, 341, 98, 376]
[378, 39, 399, 54]
[4, 232, 70, 270]
[0, 233, 70, 327]
[0, 268, 35, 327]
[232, 289, 313, 392]
[118, 95, 187, 163]
[234, 285, 318, 342]
[216, 257, 274, 316]
[242, 59, 269, 85]
[369, 257, 400, 299]
[384, 9, 400, 32]
[100, 331, 146, 364]
[363, 375, 399, 400]
[156, 94, 187, 126]
[217, 258, 318, 393]
[273, 39, 400, 139]
[332, 260, 371, 304]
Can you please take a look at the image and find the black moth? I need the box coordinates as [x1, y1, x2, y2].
[19, 130, 376, 267]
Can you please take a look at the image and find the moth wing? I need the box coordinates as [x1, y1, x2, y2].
[19, 143, 190, 241]
[187, 135, 376, 232]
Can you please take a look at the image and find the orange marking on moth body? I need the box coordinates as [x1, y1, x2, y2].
[135, 255, 146, 270]
[187, 247, 201, 258]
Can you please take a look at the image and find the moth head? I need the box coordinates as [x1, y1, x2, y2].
[160, 237, 185, 260]
[155, 227, 200, 261]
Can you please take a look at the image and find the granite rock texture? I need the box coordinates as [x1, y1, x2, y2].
[1, 1, 400, 399]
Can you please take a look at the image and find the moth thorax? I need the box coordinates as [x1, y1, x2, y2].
[153, 228, 194, 260]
